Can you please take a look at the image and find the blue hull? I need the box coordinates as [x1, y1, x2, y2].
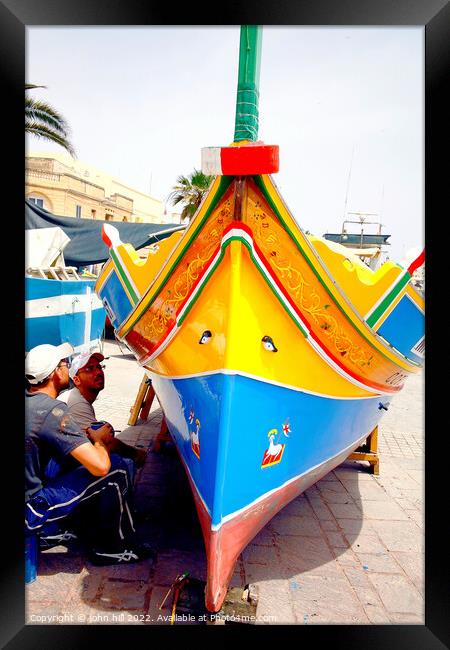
[377, 294, 424, 364]
[25, 276, 106, 352]
[150, 371, 391, 528]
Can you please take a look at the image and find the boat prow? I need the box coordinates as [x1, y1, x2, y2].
[96, 163, 424, 611]
[95, 25, 424, 612]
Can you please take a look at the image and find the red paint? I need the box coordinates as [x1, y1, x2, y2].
[174, 435, 363, 612]
[261, 444, 285, 467]
[126, 223, 405, 392]
[220, 143, 279, 175]
[407, 249, 425, 276]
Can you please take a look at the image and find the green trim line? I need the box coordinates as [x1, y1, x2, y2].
[177, 234, 308, 338]
[366, 274, 410, 328]
[252, 175, 421, 369]
[111, 248, 139, 305]
[121, 176, 233, 335]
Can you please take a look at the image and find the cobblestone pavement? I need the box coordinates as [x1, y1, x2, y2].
[26, 338, 424, 625]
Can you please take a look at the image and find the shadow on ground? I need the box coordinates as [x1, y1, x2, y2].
[34, 407, 367, 621]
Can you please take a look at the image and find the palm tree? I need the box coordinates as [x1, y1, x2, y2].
[25, 84, 76, 156]
[168, 169, 214, 222]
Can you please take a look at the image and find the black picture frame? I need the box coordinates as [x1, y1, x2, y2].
[2, 0, 448, 646]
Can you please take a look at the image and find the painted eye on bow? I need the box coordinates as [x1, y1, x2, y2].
[199, 330, 212, 344]
[262, 335, 278, 352]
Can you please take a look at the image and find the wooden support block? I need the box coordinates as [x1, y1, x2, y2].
[347, 426, 380, 475]
[128, 374, 152, 426]
[153, 416, 171, 453]
[139, 384, 156, 421]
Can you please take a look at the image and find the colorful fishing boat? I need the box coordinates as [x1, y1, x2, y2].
[95, 27, 424, 612]
[26, 227, 106, 352]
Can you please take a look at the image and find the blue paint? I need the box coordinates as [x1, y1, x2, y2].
[377, 295, 424, 363]
[150, 372, 387, 528]
[25, 309, 106, 352]
[25, 534, 38, 583]
[25, 277, 106, 351]
[25, 276, 97, 300]
[97, 270, 134, 329]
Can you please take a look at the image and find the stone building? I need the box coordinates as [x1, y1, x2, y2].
[25, 151, 177, 223]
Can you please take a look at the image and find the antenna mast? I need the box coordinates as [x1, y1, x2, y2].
[343, 145, 355, 221]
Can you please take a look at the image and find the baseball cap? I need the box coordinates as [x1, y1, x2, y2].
[25, 342, 74, 385]
[69, 351, 105, 379]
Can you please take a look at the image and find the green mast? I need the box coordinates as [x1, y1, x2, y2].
[233, 25, 263, 143]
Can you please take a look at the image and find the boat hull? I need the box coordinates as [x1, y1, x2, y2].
[150, 370, 388, 611]
[95, 171, 423, 612]
[25, 276, 106, 352]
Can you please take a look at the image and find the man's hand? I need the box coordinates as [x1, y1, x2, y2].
[86, 422, 114, 449]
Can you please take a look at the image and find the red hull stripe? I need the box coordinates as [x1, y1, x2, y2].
[132, 223, 402, 393]
[247, 235, 401, 394]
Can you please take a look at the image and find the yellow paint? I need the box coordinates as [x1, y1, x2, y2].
[118, 176, 227, 336]
[96, 174, 421, 392]
[150, 240, 376, 398]
[258, 175, 418, 373]
[307, 235, 404, 317]
[96, 231, 184, 297]
[405, 284, 425, 312]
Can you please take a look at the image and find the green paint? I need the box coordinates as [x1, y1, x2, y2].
[122, 176, 233, 334]
[234, 26, 262, 142]
[111, 248, 139, 305]
[366, 273, 410, 328]
[178, 234, 308, 338]
[252, 175, 421, 369]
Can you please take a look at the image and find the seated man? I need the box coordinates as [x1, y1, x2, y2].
[25, 343, 152, 565]
[61, 350, 147, 484]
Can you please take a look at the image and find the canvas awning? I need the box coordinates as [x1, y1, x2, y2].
[25, 200, 185, 267]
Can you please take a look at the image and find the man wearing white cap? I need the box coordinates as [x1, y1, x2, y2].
[62, 350, 147, 482]
[25, 343, 153, 565]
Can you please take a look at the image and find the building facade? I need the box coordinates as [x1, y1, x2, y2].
[25, 151, 180, 224]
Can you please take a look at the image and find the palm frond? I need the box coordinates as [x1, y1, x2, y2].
[25, 122, 76, 156]
[25, 98, 71, 136]
[25, 83, 76, 157]
[167, 168, 215, 222]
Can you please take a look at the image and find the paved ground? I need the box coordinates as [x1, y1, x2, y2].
[26, 338, 424, 625]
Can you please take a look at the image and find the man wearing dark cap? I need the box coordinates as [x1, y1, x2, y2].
[25, 343, 152, 565]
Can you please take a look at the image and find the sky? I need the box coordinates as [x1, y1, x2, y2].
[26, 26, 423, 263]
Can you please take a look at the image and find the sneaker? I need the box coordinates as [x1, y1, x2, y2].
[89, 541, 155, 566]
[40, 530, 79, 550]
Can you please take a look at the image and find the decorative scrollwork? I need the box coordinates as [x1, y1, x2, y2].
[246, 181, 375, 373]
[135, 191, 235, 345]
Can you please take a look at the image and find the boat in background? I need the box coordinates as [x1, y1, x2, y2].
[323, 212, 391, 270]
[321, 213, 424, 364]
[95, 26, 424, 612]
[25, 227, 106, 353]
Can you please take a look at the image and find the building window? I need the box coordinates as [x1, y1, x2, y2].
[29, 197, 44, 208]
[75, 205, 82, 219]
[91, 209, 96, 219]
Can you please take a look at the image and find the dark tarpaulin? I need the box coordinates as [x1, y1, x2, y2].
[25, 200, 185, 267]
